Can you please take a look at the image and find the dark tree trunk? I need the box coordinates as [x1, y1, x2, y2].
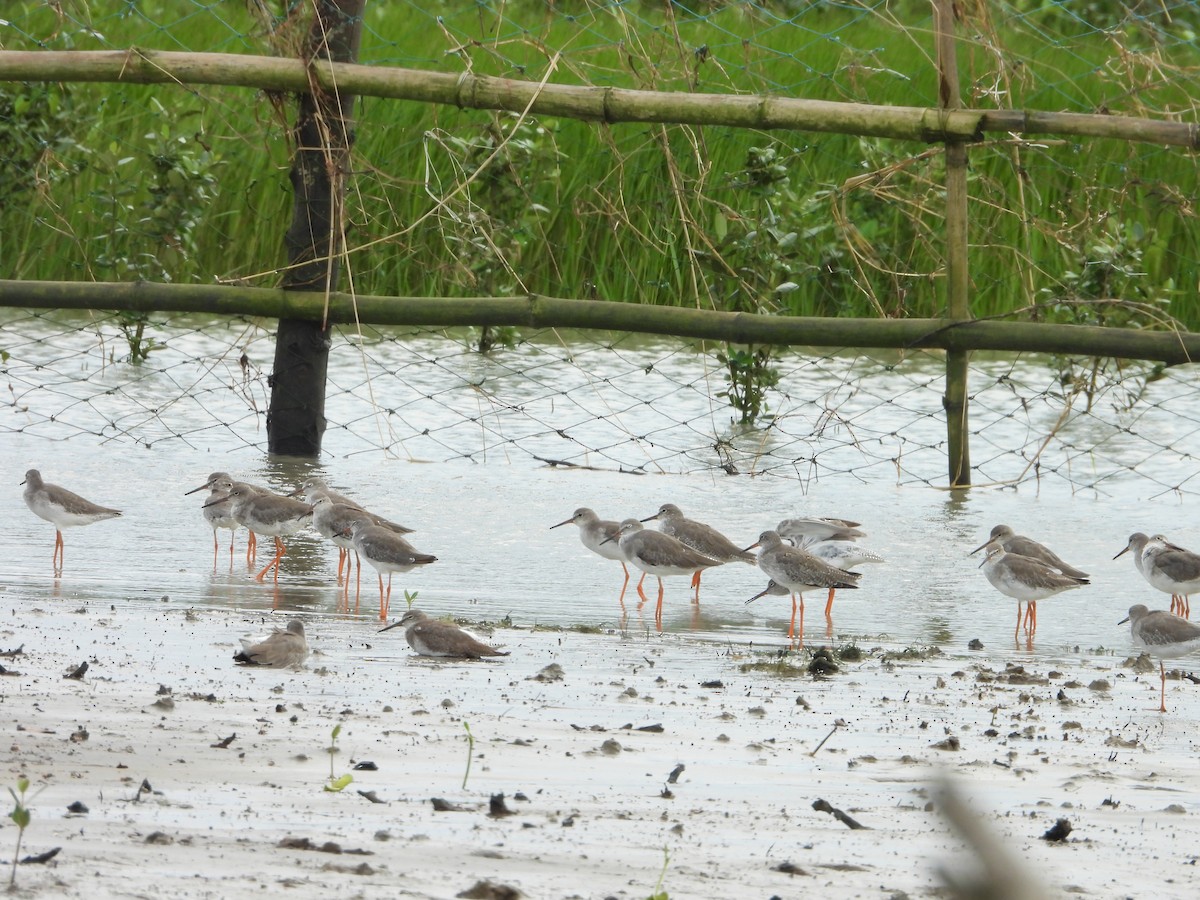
[267, 0, 365, 456]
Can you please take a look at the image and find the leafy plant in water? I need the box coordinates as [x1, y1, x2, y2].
[404, 589, 419, 610]
[115, 310, 159, 365]
[702, 144, 796, 422]
[323, 724, 353, 792]
[8, 777, 31, 888]
[716, 345, 780, 424]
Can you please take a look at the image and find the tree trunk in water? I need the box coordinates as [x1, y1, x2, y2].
[267, 0, 365, 456]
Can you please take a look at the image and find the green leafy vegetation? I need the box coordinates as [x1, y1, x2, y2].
[2, 1, 1198, 416]
[323, 724, 353, 792]
[7, 777, 31, 888]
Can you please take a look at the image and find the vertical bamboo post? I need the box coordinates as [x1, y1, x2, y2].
[266, 0, 365, 456]
[936, 0, 972, 487]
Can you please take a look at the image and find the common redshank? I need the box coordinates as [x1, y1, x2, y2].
[1115, 532, 1199, 619]
[22, 469, 121, 576]
[743, 530, 859, 641]
[550, 508, 640, 605]
[601, 519, 720, 624]
[640, 503, 754, 601]
[1119, 604, 1200, 712]
[208, 484, 312, 584]
[233, 619, 309, 668]
[379, 609, 509, 658]
[185, 472, 261, 562]
[978, 539, 1089, 640]
[341, 520, 437, 619]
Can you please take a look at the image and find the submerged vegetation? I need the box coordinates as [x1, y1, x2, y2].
[1, 1, 1198, 417]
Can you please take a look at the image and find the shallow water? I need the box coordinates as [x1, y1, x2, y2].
[0, 435, 1177, 658]
[0, 314, 1193, 658]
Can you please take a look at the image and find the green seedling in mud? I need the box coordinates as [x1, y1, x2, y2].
[8, 777, 31, 888]
[462, 722, 475, 789]
[404, 589, 419, 610]
[646, 845, 671, 899]
[323, 725, 353, 793]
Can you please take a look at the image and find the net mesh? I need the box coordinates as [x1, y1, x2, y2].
[2, 2, 1199, 495]
[2, 308, 1194, 497]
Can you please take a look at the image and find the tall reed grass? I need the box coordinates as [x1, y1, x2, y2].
[2, 1, 1198, 328]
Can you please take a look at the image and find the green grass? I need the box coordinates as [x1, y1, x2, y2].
[1, 1, 1198, 328]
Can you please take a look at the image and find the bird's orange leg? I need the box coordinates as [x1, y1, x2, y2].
[1026, 601, 1038, 636]
[788, 594, 797, 640]
[636, 572, 651, 609]
[824, 587, 836, 618]
[794, 594, 807, 647]
[1184, 595, 1192, 620]
[53, 529, 64, 575]
[691, 570, 702, 604]
[655, 577, 665, 624]
[616, 562, 630, 609]
[212, 531, 219, 568]
[227, 530, 235, 569]
[380, 574, 393, 620]
[335, 547, 347, 586]
[255, 537, 285, 583]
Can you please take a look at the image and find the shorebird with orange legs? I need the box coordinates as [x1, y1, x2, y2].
[22, 469, 121, 576]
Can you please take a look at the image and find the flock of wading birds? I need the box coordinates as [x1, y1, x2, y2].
[17, 468, 1200, 710]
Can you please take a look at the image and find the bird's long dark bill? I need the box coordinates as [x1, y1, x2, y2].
[378, 620, 404, 633]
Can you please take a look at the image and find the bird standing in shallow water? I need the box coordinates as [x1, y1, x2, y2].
[22, 469, 121, 576]
[185, 472, 251, 567]
[1115, 532, 1200, 619]
[973, 524, 1088, 579]
[601, 519, 720, 626]
[341, 520, 437, 619]
[977, 540, 1089, 641]
[1120, 604, 1200, 712]
[233, 619, 309, 668]
[743, 530, 859, 643]
[380, 609, 508, 659]
[640, 503, 754, 602]
[209, 484, 312, 584]
[550, 508, 640, 606]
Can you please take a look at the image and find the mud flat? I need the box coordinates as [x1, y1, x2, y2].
[2, 603, 1199, 898]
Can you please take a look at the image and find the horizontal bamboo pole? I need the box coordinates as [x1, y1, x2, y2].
[0, 49, 1197, 148]
[1, 280, 1195, 365]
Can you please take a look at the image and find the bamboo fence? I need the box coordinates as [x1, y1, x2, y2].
[0, 2, 1196, 483]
